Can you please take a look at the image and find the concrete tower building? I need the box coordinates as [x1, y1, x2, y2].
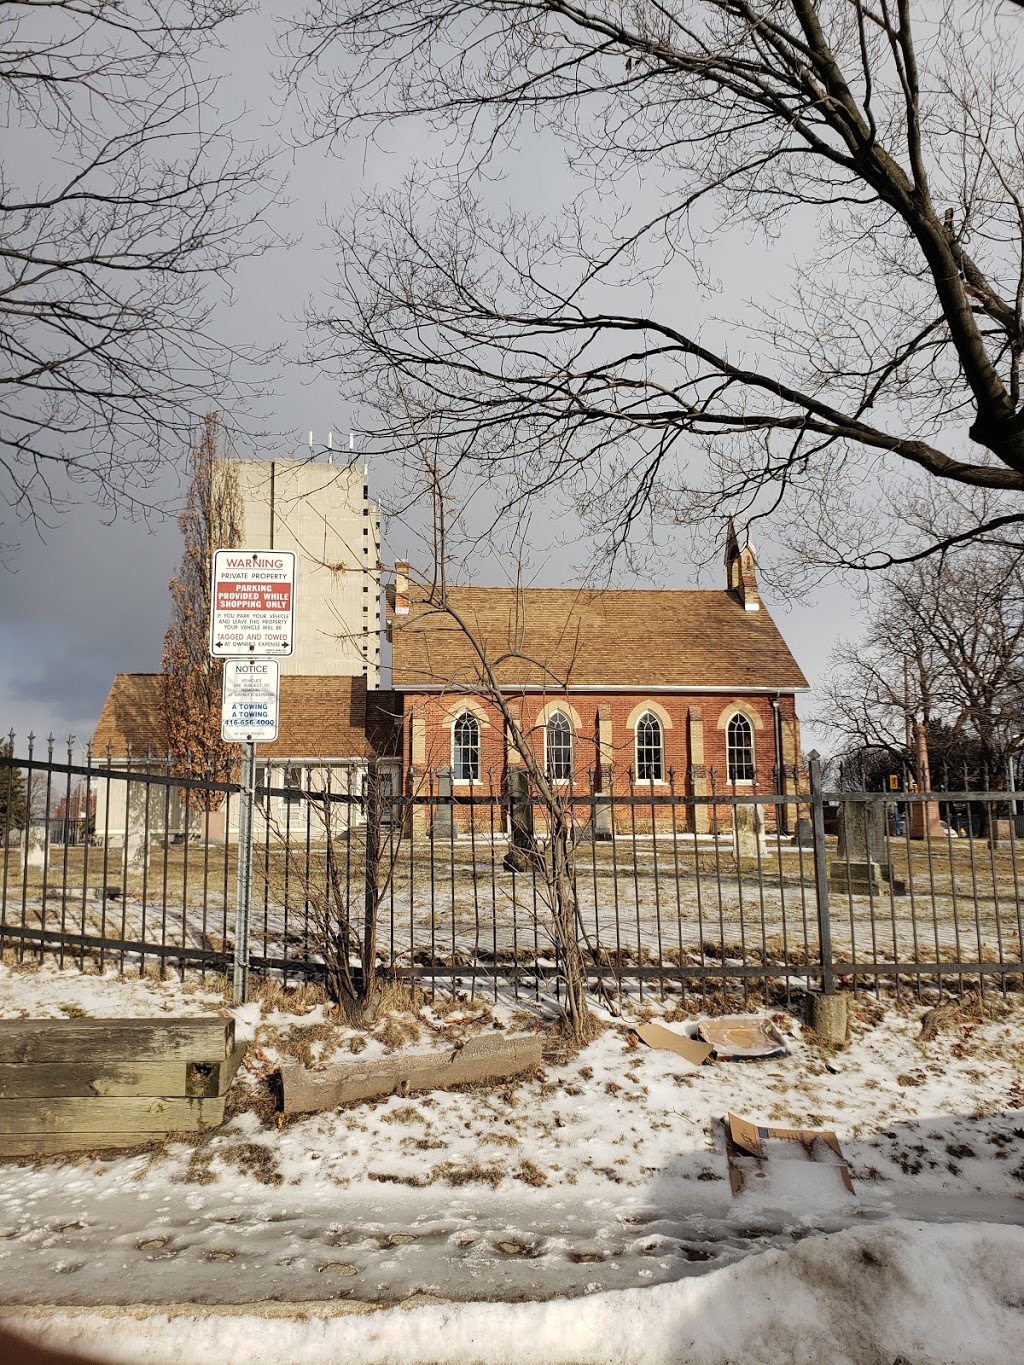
[230, 458, 382, 687]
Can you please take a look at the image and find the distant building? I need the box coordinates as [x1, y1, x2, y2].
[89, 454, 384, 843]
[90, 674, 375, 842]
[386, 528, 808, 832]
[232, 458, 382, 686]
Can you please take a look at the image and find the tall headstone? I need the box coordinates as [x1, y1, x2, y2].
[430, 765, 457, 841]
[830, 799, 905, 895]
[126, 831, 149, 870]
[909, 722, 943, 841]
[503, 767, 539, 871]
[733, 802, 765, 859]
[592, 765, 613, 842]
[23, 826, 46, 870]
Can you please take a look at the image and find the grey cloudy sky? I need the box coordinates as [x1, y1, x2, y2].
[0, 4, 861, 752]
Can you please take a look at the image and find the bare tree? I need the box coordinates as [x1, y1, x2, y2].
[417, 582, 598, 1042]
[290, 0, 1024, 572]
[821, 537, 1024, 784]
[0, 740, 29, 836]
[162, 413, 242, 809]
[2, 1, 278, 532]
[391, 440, 599, 1041]
[265, 762, 406, 1025]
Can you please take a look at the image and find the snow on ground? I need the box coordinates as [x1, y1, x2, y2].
[2, 960, 1024, 1363]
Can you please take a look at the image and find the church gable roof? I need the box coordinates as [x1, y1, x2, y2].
[390, 586, 808, 693]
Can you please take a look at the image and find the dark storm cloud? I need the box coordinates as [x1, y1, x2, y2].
[0, 504, 181, 738]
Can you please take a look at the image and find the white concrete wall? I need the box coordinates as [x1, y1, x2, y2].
[256, 760, 366, 841]
[92, 762, 369, 844]
[92, 769, 185, 843]
[231, 459, 382, 686]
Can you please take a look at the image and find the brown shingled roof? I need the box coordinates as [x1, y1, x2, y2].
[261, 675, 373, 759]
[91, 674, 167, 755]
[92, 674, 373, 758]
[390, 587, 808, 692]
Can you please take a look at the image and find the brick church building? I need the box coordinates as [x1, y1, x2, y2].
[387, 527, 808, 832]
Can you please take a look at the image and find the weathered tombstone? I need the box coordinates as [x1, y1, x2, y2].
[793, 816, 814, 847]
[126, 831, 149, 869]
[430, 765, 458, 841]
[503, 767, 539, 872]
[830, 799, 905, 895]
[592, 766, 614, 842]
[23, 826, 46, 870]
[733, 803, 765, 859]
[987, 817, 1013, 848]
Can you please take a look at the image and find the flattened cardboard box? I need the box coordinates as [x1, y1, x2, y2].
[724, 1111, 855, 1196]
[634, 1023, 714, 1067]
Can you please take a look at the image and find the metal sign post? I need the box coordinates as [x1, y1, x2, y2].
[221, 660, 280, 1004]
[209, 549, 292, 1004]
[233, 740, 256, 1005]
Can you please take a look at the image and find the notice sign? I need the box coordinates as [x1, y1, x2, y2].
[222, 660, 280, 743]
[210, 549, 295, 657]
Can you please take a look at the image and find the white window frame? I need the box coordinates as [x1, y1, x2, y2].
[726, 713, 755, 784]
[452, 711, 481, 782]
[544, 710, 573, 781]
[634, 711, 665, 782]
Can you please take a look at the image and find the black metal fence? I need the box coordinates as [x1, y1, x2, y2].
[2, 736, 1023, 1003]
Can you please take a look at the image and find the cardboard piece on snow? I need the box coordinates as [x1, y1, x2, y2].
[696, 1015, 789, 1060]
[634, 1022, 714, 1067]
[724, 1110, 855, 1196]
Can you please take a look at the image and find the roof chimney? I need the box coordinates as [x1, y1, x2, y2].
[724, 519, 760, 612]
[394, 561, 410, 616]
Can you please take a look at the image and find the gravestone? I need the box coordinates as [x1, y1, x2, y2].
[592, 766, 613, 842]
[830, 800, 905, 895]
[733, 803, 765, 859]
[987, 817, 1013, 848]
[793, 816, 814, 847]
[430, 766, 458, 841]
[503, 767, 540, 872]
[126, 832, 149, 870]
[23, 827, 46, 870]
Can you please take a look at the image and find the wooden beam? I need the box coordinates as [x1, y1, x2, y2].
[280, 1033, 543, 1114]
[0, 1018, 234, 1065]
[0, 1041, 247, 1100]
[0, 1095, 227, 1137]
[0, 1132, 183, 1158]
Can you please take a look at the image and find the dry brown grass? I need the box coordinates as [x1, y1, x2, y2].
[515, 1158, 548, 1187]
[211, 1141, 283, 1185]
[271, 1020, 342, 1067]
[225, 1071, 279, 1127]
[375, 1014, 422, 1050]
[253, 977, 328, 1014]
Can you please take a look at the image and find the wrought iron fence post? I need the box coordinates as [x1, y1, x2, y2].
[808, 750, 834, 995]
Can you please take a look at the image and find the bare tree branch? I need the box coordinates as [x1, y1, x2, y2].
[2, 1, 281, 533]
[289, 0, 1024, 568]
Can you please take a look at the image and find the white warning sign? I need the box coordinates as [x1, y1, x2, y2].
[221, 659, 280, 743]
[210, 549, 296, 657]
